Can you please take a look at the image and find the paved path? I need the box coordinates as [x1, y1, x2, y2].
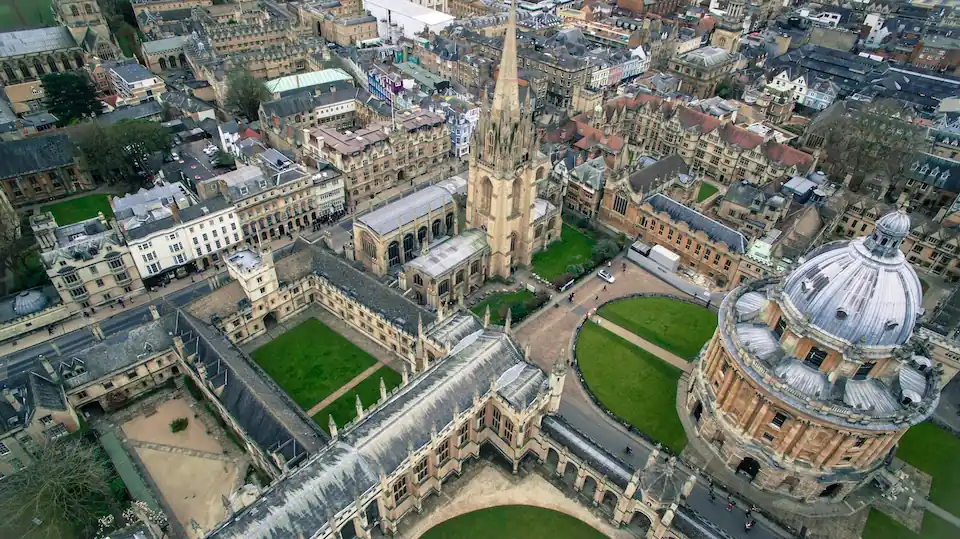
[128, 439, 236, 463]
[593, 316, 692, 373]
[306, 362, 383, 418]
[918, 498, 960, 530]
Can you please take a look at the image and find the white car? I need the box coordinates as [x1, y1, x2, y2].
[598, 269, 615, 284]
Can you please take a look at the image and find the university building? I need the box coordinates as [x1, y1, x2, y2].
[0, 134, 96, 207]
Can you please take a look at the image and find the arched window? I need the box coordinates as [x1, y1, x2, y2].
[158, 57, 167, 71]
[387, 241, 400, 266]
[168, 55, 177, 69]
[34, 58, 45, 76]
[511, 178, 522, 214]
[47, 56, 58, 73]
[417, 226, 428, 246]
[445, 212, 454, 232]
[71, 5, 79, 16]
[85, 4, 93, 14]
[535, 225, 543, 238]
[2, 64, 14, 81]
[536, 167, 545, 180]
[455, 270, 465, 284]
[432, 219, 441, 238]
[509, 232, 517, 252]
[361, 232, 376, 258]
[403, 233, 415, 260]
[413, 274, 423, 286]
[471, 260, 481, 275]
[438, 280, 450, 296]
[480, 177, 493, 213]
[613, 193, 628, 215]
[74, 53, 84, 69]
[18, 60, 29, 79]
[96, 42, 113, 60]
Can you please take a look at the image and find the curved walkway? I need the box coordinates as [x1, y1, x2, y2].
[592, 316, 691, 373]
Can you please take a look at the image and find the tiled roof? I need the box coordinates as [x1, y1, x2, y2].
[645, 193, 747, 254]
[626, 154, 689, 193]
[719, 123, 764, 150]
[675, 107, 721, 133]
[0, 134, 76, 180]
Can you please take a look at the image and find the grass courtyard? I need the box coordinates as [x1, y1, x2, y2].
[252, 318, 378, 410]
[312, 366, 402, 434]
[597, 296, 717, 360]
[531, 224, 597, 281]
[576, 322, 687, 452]
[862, 508, 954, 539]
[697, 183, 719, 202]
[471, 289, 535, 325]
[420, 505, 607, 539]
[0, 0, 56, 31]
[41, 194, 115, 226]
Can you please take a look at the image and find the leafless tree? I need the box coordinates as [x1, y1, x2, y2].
[0, 202, 32, 276]
[0, 436, 119, 539]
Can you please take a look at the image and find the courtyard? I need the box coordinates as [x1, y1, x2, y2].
[597, 296, 716, 360]
[418, 505, 608, 539]
[575, 322, 687, 452]
[121, 397, 244, 538]
[41, 194, 115, 225]
[697, 183, 719, 202]
[531, 223, 597, 281]
[471, 289, 536, 325]
[251, 318, 380, 410]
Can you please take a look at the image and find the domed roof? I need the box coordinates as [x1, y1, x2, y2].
[781, 209, 922, 349]
[13, 290, 49, 316]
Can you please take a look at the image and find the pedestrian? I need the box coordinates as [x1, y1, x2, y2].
[709, 490, 716, 502]
[603, 285, 607, 291]
[595, 295, 599, 301]
[622, 262, 626, 272]
[727, 501, 734, 511]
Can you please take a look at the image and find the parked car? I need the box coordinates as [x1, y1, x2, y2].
[598, 269, 615, 283]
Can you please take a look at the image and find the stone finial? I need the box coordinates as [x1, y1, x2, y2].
[418, 313, 424, 338]
[504, 308, 512, 334]
[452, 404, 460, 420]
[328, 415, 338, 439]
[402, 363, 410, 385]
[430, 422, 438, 439]
[473, 388, 480, 405]
[355, 394, 364, 419]
[379, 377, 387, 401]
[490, 374, 498, 392]
[523, 343, 531, 359]
[438, 303, 445, 321]
[457, 293, 465, 309]
[483, 305, 491, 328]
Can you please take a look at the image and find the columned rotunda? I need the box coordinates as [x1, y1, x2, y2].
[686, 209, 942, 502]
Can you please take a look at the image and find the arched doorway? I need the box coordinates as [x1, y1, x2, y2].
[778, 476, 799, 494]
[601, 491, 618, 515]
[561, 464, 578, 487]
[819, 483, 841, 498]
[692, 400, 703, 422]
[263, 311, 278, 329]
[397, 170, 405, 183]
[278, 224, 285, 236]
[736, 457, 760, 481]
[545, 448, 560, 474]
[580, 475, 597, 500]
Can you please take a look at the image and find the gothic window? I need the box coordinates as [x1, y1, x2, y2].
[34, 58, 45, 76]
[503, 418, 514, 444]
[392, 476, 408, 504]
[2, 64, 14, 81]
[168, 55, 177, 69]
[445, 212, 454, 232]
[535, 225, 543, 238]
[437, 437, 451, 464]
[438, 280, 450, 296]
[414, 457, 428, 483]
[536, 167, 545, 181]
[387, 241, 400, 266]
[480, 177, 493, 213]
[361, 232, 376, 258]
[548, 217, 556, 229]
[511, 178, 522, 214]
[470, 260, 480, 275]
[432, 219, 441, 237]
[455, 270, 465, 285]
[71, 5, 79, 16]
[613, 193, 628, 215]
[74, 53, 84, 69]
[159, 57, 167, 71]
[492, 407, 502, 431]
[417, 226, 428, 245]
[85, 3, 93, 14]
[413, 274, 423, 286]
[17, 60, 29, 79]
[96, 42, 114, 60]
[403, 233, 415, 260]
[509, 232, 517, 252]
[47, 56, 58, 73]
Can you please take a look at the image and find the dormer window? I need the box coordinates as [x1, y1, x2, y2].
[885, 320, 899, 331]
[836, 308, 848, 320]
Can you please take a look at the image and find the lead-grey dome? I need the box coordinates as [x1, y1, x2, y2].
[13, 290, 48, 316]
[781, 209, 922, 349]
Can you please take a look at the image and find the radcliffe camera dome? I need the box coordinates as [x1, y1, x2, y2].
[780, 209, 923, 349]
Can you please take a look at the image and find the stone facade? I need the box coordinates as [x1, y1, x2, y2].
[670, 46, 740, 99]
[0, 371, 80, 477]
[0, 134, 96, 206]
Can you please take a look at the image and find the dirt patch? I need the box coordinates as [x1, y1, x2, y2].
[122, 398, 223, 454]
[135, 448, 240, 537]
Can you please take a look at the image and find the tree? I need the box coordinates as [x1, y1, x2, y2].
[70, 119, 171, 185]
[592, 239, 620, 265]
[0, 204, 34, 279]
[225, 69, 269, 120]
[812, 100, 928, 192]
[41, 72, 102, 126]
[0, 436, 122, 538]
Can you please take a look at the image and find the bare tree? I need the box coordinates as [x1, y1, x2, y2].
[813, 100, 929, 193]
[0, 202, 33, 277]
[0, 436, 120, 539]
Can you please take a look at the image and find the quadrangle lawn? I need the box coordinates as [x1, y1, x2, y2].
[531, 223, 597, 281]
[697, 183, 718, 202]
[471, 289, 535, 325]
[312, 366, 403, 434]
[420, 505, 607, 539]
[252, 318, 378, 410]
[576, 322, 687, 452]
[598, 296, 716, 360]
[41, 194, 115, 226]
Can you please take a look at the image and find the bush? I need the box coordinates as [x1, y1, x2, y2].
[551, 273, 574, 290]
[592, 239, 621, 265]
[566, 263, 586, 277]
[170, 417, 189, 433]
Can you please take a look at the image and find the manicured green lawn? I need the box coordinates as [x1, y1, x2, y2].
[252, 318, 378, 410]
[862, 508, 955, 539]
[0, 0, 56, 31]
[471, 289, 535, 325]
[41, 194, 115, 226]
[697, 183, 719, 202]
[531, 224, 596, 281]
[576, 322, 687, 452]
[597, 296, 716, 360]
[312, 366, 402, 434]
[420, 505, 607, 539]
[895, 422, 960, 515]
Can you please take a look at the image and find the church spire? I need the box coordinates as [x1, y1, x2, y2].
[491, 0, 520, 118]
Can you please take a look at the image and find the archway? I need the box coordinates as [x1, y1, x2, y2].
[432, 219, 441, 238]
[418, 226, 428, 246]
[580, 475, 598, 500]
[736, 457, 760, 481]
[819, 483, 841, 498]
[398, 170, 405, 183]
[545, 448, 560, 474]
[561, 464, 578, 487]
[600, 491, 618, 515]
[178, 53, 187, 66]
[692, 400, 703, 422]
[263, 311, 278, 329]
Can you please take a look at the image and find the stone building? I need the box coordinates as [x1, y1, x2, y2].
[352, 176, 466, 276]
[399, 228, 491, 307]
[141, 35, 188, 73]
[670, 46, 740, 99]
[109, 62, 166, 105]
[0, 371, 79, 477]
[717, 181, 790, 239]
[53, 0, 122, 61]
[598, 95, 816, 186]
[32, 211, 146, 313]
[685, 209, 942, 502]
[0, 27, 89, 113]
[258, 81, 374, 154]
[303, 110, 450, 211]
[0, 134, 95, 207]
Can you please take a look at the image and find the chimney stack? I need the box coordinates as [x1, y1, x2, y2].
[2, 388, 21, 411]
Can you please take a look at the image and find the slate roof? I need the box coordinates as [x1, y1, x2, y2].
[541, 415, 635, 491]
[122, 195, 233, 241]
[141, 36, 187, 54]
[645, 193, 748, 253]
[906, 153, 960, 192]
[209, 323, 545, 539]
[356, 176, 466, 236]
[626, 154, 689, 193]
[0, 27, 77, 57]
[98, 101, 163, 125]
[28, 372, 66, 411]
[260, 84, 359, 119]
[0, 134, 76, 180]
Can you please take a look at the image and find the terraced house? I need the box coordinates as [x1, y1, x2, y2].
[597, 95, 816, 186]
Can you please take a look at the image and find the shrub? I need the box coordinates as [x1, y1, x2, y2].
[487, 275, 511, 285]
[551, 273, 574, 290]
[170, 417, 189, 433]
[566, 263, 586, 277]
[592, 239, 621, 264]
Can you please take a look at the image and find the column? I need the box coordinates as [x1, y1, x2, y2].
[776, 420, 805, 456]
[747, 401, 771, 437]
[815, 432, 845, 467]
[715, 371, 736, 405]
[853, 437, 881, 468]
[737, 393, 761, 431]
[826, 436, 857, 468]
[720, 375, 742, 409]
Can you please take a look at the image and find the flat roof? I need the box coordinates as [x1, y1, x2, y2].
[404, 229, 488, 278]
[365, 0, 455, 25]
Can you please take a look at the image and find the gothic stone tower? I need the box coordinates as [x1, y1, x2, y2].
[466, 0, 548, 278]
[54, 0, 121, 60]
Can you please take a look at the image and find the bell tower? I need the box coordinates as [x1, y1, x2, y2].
[466, 0, 547, 278]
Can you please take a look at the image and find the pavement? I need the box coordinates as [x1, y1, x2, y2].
[593, 315, 692, 373]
